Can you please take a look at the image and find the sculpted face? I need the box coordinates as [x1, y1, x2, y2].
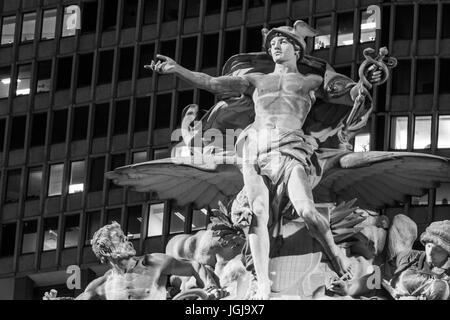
[425, 242, 449, 268]
[91, 222, 136, 262]
[269, 36, 298, 64]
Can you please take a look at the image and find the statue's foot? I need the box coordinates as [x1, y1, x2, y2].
[250, 280, 271, 300]
[331, 253, 353, 279]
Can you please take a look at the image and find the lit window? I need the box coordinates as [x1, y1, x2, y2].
[0, 66, 11, 98]
[170, 207, 185, 234]
[85, 211, 101, 245]
[41, 8, 57, 40]
[21, 12, 36, 42]
[1, 15, 16, 45]
[132, 151, 147, 164]
[192, 209, 208, 231]
[360, 10, 376, 43]
[314, 16, 331, 50]
[69, 161, 85, 194]
[147, 203, 164, 237]
[390, 116, 408, 150]
[337, 12, 354, 46]
[64, 215, 80, 248]
[21, 220, 37, 254]
[411, 193, 428, 206]
[36, 60, 52, 93]
[126, 206, 142, 239]
[62, 6, 78, 37]
[353, 133, 370, 152]
[5, 169, 21, 204]
[438, 115, 450, 148]
[413, 116, 432, 149]
[0, 223, 16, 257]
[48, 163, 64, 196]
[27, 166, 43, 200]
[43, 217, 59, 251]
[436, 183, 450, 205]
[16, 64, 32, 96]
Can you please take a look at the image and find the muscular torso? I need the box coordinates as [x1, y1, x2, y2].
[248, 72, 323, 130]
[101, 256, 167, 300]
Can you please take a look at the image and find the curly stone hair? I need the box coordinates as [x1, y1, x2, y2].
[90, 221, 122, 263]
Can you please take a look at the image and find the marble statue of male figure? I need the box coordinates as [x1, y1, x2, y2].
[148, 21, 383, 299]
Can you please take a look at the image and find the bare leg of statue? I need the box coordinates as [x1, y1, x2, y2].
[286, 165, 353, 277]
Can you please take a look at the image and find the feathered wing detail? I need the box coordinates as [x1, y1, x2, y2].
[105, 157, 243, 209]
[314, 152, 450, 209]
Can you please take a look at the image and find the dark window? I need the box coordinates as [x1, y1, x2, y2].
[56, 56, 73, 90]
[181, 37, 197, 70]
[443, 4, 450, 39]
[192, 209, 208, 231]
[337, 12, 354, 46]
[36, 60, 52, 93]
[43, 217, 58, 251]
[185, 0, 200, 18]
[109, 154, 126, 189]
[0, 66, 11, 98]
[122, 0, 138, 28]
[27, 166, 42, 200]
[118, 47, 135, 81]
[5, 169, 21, 203]
[134, 97, 150, 132]
[1, 15, 16, 45]
[199, 89, 215, 108]
[106, 208, 122, 224]
[132, 151, 147, 163]
[81, 1, 98, 34]
[416, 60, 435, 94]
[391, 60, 411, 95]
[102, 0, 118, 31]
[0, 118, 6, 151]
[418, 5, 437, 39]
[30, 112, 47, 147]
[163, 0, 179, 22]
[16, 64, 31, 96]
[170, 206, 185, 234]
[77, 53, 94, 87]
[176, 90, 194, 126]
[160, 40, 176, 59]
[10, 115, 26, 150]
[139, 43, 155, 78]
[0, 223, 16, 257]
[154, 93, 172, 129]
[51, 109, 68, 144]
[48, 163, 64, 196]
[202, 34, 219, 68]
[85, 210, 101, 245]
[224, 30, 241, 63]
[113, 100, 130, 135]
[21, 220, 37, 254]
[21, 12, 36, 42]
[89, 156, 105, 192]
[206, 0, 221, 15]
[334, 66, 352, 79]
[377, 82, 387, 112]
[246, 26, 263, 52]
[93, 103, 109, 138]
[380, 6, 390, 47]
[97, 50, 114, 85]
[228, 0, 243, 11]
[126, 205, 142, 239]
[153, 148, 170, 159]
[143, 0, 158, 25]
[248, 0, 265, 8]
[375, 115, 385, 150]
[41, 9, 56, 40]
[394, 5, 413, 40]
[64, 215, 80, 248]
[440, 59, 450, 94]
[71, 106, 89, 141]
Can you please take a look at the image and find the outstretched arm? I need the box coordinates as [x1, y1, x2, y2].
[147, 54, 250, 95]
[154, 253, 220, 289]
